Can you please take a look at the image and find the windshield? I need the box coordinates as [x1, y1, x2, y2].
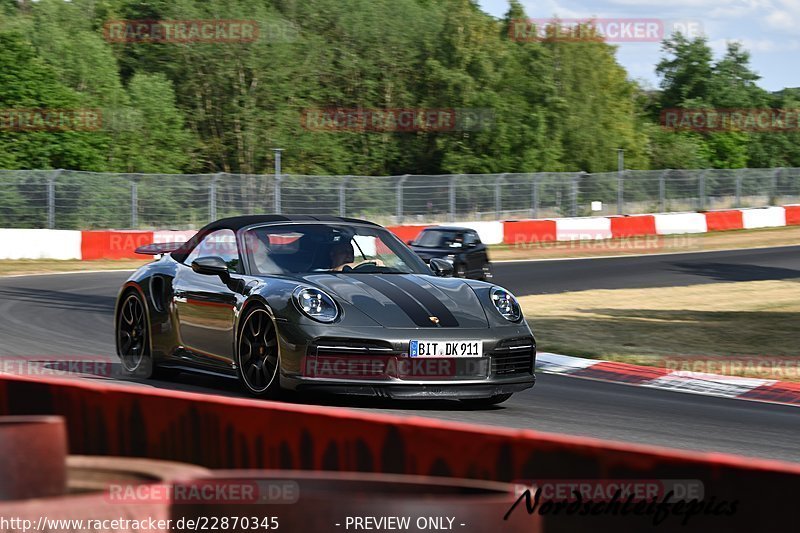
[414, 230, 464, 248]
[243, 224, 430, 276]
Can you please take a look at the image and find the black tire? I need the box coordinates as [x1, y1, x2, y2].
[460, 393, 512, 407]
[117, 291, 154, 379]
[236, 306, 281, 398]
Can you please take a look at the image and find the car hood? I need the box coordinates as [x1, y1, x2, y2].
[300, 273, 489, 329]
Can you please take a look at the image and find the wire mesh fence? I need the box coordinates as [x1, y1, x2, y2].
[1, 168, 799, 230]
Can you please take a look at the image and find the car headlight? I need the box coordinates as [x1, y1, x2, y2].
[490, 287, 522, 322]
[293, 287, 339, 323]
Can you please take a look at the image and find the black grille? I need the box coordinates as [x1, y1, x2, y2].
[491, 337, 535, 376]
[310, 338, 396, 357]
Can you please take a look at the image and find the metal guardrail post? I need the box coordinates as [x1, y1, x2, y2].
[339, 176, 350, 217]
[396, 175, 409, 223]
[131, 179, 138, 229]
[659, 170, 668, 212]
[617, 172, 625, 215]
[531, 175, 540, 219]
[209, 173, 221, 222]
[47, 169, 62, 229]
[449, 175, 457, 222]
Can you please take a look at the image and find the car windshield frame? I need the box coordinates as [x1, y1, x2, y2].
[240, 222, 431, 276]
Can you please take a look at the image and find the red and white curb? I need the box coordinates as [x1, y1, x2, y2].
[536, 352, 800, 407]
[1, 204, 798, 260]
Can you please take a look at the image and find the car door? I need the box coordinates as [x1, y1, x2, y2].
[172, 229, 242, 365]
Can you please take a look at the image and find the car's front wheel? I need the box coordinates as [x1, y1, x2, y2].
[236, 306, 281, 398]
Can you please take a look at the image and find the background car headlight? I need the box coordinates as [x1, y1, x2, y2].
[490, 287, 522, 322]
[293, 287, 339, 323]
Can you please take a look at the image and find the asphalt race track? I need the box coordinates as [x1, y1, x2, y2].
[1, 245, 799, 462]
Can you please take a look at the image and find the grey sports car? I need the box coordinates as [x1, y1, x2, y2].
[115, 215, 535, 405]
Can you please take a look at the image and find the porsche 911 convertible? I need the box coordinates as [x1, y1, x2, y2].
[115, 215, 535, 405]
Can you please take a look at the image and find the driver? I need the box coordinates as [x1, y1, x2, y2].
[329, 237, 384, 271]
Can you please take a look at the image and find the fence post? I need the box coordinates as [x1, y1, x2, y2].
[396, 175, 409, 223]
[339, 176, 349, 217]
[274, 175, 283, 214]
[209, 173, 220, 222]
[449, 175, 457, 222]
[659, 170, 668, 212]
[272, 148, 283, 214]
[572, 173, 581, 217]
[130, 179, 138, 229]
[495, 174, 506, 219]
[698, 170, 707, 211]
[617, 172, 625, 215]
[735, 172, 742, 208]
[47, 169, 61, 230]
[772, 168, 782, 205]
[531, 174, 540, 219]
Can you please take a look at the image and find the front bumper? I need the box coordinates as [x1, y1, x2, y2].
[285, 377, 535, 399]
[276, 322, 536, 399]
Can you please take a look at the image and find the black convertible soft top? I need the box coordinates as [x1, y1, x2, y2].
[170, 214, 380, 262]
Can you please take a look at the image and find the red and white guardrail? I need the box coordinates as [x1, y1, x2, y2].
[1, 205, 798, 260]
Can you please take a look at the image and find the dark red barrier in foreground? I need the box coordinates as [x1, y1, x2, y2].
[0, 373, 796, 531]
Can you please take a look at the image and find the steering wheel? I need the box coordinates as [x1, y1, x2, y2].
[351, 261, 378, 271]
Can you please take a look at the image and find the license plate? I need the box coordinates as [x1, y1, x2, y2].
[409, 340, 483, 358]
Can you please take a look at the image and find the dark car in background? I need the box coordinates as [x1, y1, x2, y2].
[409, 227, 492, 280]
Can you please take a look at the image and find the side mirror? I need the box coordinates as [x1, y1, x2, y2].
[407, 240, 415, 246]
[191, 256, 229, 279]
[429, 258, 454, 277]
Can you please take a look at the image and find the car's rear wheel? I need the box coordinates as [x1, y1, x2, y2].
[460, 393, 512, 407]
[117, 291, 153, 379]
[236, 306, 281, 398]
